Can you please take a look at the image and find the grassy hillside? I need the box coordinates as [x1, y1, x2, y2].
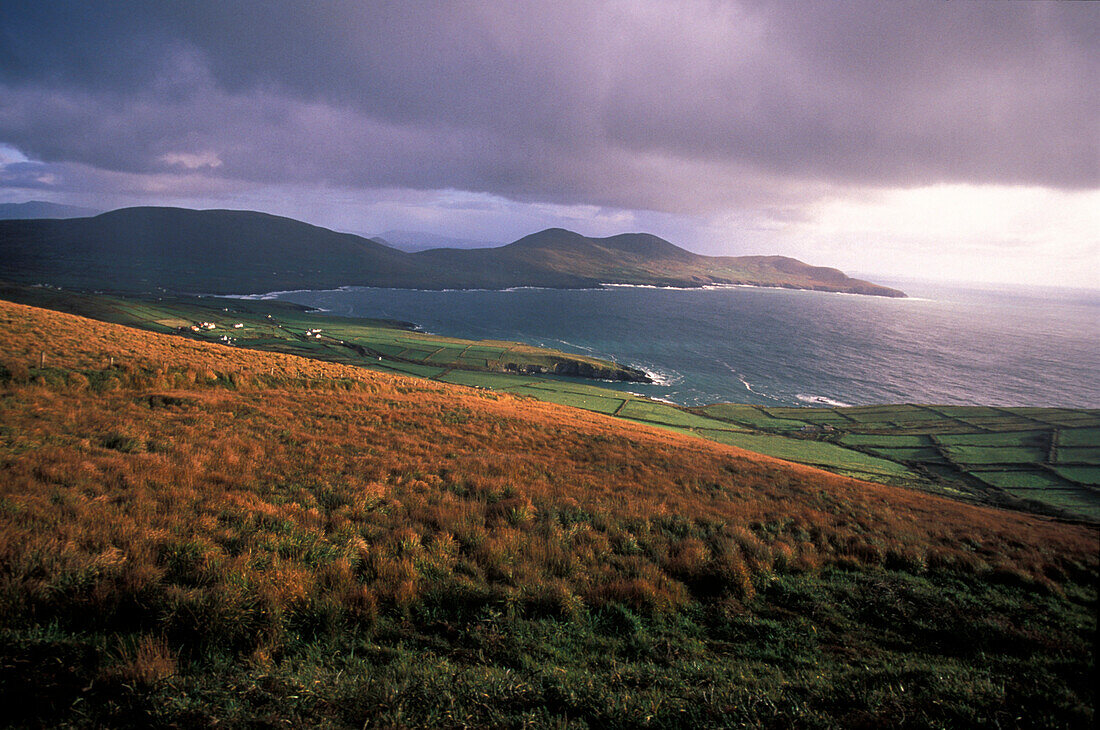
[4, 285, 1096, 524]
[0, 299, 1095, 727]
[374, 372, 1100, 523]
[0, 207, 905, 296]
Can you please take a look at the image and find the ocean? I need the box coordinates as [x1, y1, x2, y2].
[260, 279, 1100, 409]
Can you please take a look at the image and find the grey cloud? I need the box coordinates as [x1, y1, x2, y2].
[0, 1, 1096, 214]
[0, 160, 61, 190]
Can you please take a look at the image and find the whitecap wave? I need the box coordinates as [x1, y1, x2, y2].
[213, 285, 358, 300]
[599, 283, 699, 291]
[552, 338, 598, 354]
[500, 285, 607, 292]
[796, 393, 853, 408]
[720, 361, 783, 401]
[633, 365, 680, 387]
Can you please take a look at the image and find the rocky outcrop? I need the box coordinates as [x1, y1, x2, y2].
[501, 359, 651, 383]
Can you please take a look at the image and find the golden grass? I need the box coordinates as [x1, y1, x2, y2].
[0, 299, 1095, 652]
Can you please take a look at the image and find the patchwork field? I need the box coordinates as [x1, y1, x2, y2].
[699, 402, 1100, 522]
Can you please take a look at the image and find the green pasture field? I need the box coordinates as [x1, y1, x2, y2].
[830, 404, 907, 415]
[1031, 411, 1100, 428]
[1054, 446, 1100, 465]
[839, 434, 932, 448]
[1059, 428, 1100, 447]
[879, 409, 951, 422]
[510, 388, 625, 414]
[822, 413, 899, 426]
[360, 343, 405, 357]
[698, 404, 811, 431]
[1002, 489, 1100, 520]
[864, 447, 947, 463]
[371, 361, 449, 379]
[500, 380, 640, 415]
[618, 400, 746, 430]
[397, 346, 442, 361]
[764, 407, 852, 424]
[926, 406, 1005, 419]
[969, 470, 1072, 490]
[425, 347, 465, 364]
[694, 429, 914, 478]
[828, 406, 934, 425]
[464, 345, 510, 358]
[933, 430, 1049, 447]
[922, 407, 1049, 430]
[519, 380, 631, 397]
[939, 445, 1048, 465]
[956, 417, 1050, 432]
[437, 371, 524, 388]
[1052, 466, 1100, 486]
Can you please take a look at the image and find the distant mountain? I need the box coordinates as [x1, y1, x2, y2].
[0, 207, 420, 293]
[375, 230, 503, 252]
[414, 227, 906, 296]
[0, 207, 906, 297]
[0, 200, 101, 220]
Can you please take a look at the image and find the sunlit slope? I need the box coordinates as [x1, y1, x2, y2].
[0, 298, 1093, 609]
[2, 299, 1097, 727]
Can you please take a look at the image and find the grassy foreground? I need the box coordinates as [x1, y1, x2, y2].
[0, 299, 1096, 727]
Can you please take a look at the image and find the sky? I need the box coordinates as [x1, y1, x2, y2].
[1, 1, 1097, 288]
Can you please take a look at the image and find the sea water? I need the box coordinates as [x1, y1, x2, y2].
[262, 279, 1100, 409]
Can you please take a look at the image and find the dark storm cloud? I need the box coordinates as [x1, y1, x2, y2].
[1, 1, 1096, 212]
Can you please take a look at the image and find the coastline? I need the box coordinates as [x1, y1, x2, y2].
[214, 279, 911, 301]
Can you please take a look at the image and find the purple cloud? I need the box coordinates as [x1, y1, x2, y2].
[0, 1, 1094, 212]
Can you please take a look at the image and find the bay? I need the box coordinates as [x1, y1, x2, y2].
[263, 279, 1100, 409]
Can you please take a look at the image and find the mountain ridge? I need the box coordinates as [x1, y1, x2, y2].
[0, 200, 102, 219]
[0, 206, 905, 297]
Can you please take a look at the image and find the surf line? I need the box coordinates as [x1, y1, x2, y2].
[722, 362, 783, 402]
[796, 393, 853, 408]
